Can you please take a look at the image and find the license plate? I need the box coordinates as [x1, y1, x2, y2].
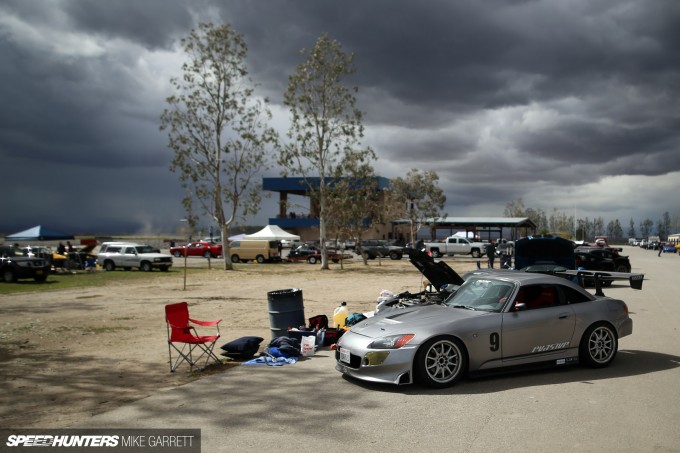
[339, 347, 351, 364]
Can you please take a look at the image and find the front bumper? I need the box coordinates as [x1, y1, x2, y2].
[334, 330, 419, 385]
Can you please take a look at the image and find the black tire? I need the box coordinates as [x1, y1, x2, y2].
[471, 249, 481, 258]
[104, 261, 115, 272]
[34, 274, 48, 282]
[579, 323, 618, 368]
[231, 255, 240, 263]
[2, 269, 16, 283]
[173, 251, 182, 258]
[414, 336, 467, 388]
[140, 262, 153, 272]
[256, 255, 265, 264]
[308, 256, 318, 264]
[159, 266, 170, 272]
[389, 251, 402, 260]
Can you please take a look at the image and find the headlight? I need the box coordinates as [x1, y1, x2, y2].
[368, 334, 415, 349]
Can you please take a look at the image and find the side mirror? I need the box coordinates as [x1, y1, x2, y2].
[514, 302, 526, 311]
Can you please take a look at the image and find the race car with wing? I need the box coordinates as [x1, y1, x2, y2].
[335, 248, 642, 389]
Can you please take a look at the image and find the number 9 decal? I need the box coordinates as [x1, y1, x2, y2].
[490, 332, 500, 352]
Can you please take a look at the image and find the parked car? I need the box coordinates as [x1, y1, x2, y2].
[97, 243, 173, 272]
[661, 243, 677, 253]
[335, 249, 637, 388]
[170, 241, 222, 258]
[0, 245, 51, 282]
[286, 244, 351, 264]
[358, 240, 404, 260]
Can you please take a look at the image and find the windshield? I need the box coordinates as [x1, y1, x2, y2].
[444, 278, 515, 312]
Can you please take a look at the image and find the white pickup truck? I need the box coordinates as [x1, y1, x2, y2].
[424, 236, 487, 258]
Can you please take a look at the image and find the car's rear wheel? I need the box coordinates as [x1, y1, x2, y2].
[308, 256, 318, 264]
[231, 255, 240, 263]
[2, 269, 16, 283]
[140, 262, 152, 272]
[579, 323, 617, 368]
[414, 336, 467, 388]
[471, 249, 481, 258]
[389, 251, 402, 260]
[104, 261, 115, 272]
[256, 255, 265, 264]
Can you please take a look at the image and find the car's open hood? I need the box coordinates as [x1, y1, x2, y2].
[405, 249, 464, 289]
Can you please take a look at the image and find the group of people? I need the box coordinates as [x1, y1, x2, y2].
[56, 241, 74, 255]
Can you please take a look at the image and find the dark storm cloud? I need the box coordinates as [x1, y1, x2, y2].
[0, 0, 678, 235]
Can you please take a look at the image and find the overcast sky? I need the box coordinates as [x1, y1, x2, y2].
[1, 0, 678, 238]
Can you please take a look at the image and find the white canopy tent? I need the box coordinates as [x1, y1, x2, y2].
[244, 225, 300, 241]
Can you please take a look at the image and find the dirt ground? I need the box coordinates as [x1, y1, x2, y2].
[0, 256, 478, 429]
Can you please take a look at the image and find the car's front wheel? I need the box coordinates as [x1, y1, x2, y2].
[140, 262, 153, 272]
[579, 323, 618, 368]
[414, 336, 467, 388]
[389, 251, 402, 260]
[308, 256, 318, 264]
[173, 251, 182, 257]
[231, 255, 240, 263]
[471, 249, 481, 258]
[2, 269, 16, 283]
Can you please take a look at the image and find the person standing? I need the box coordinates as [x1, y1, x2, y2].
[658, 242, 663, 257]
[486, 240, 497, 268]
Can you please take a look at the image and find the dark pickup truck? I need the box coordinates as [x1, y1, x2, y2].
[359, 240, 404, 260]
[0, 245, 51, 282]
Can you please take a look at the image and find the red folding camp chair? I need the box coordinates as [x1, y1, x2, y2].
[165, 302, 222, 372]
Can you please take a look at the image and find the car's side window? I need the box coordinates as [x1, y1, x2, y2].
[515, 285, 560, 310]
[559, 286, 591, 304]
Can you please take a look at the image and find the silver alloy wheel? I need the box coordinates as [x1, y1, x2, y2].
[423, 338, 464, 385]
[586, 325, 616, 365]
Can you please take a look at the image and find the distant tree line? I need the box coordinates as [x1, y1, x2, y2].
[504, 198, 678, 242]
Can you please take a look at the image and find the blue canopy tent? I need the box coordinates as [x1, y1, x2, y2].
[5, 225, 75, 241]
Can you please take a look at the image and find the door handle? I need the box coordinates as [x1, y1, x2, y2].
[559, 312, 570, 319]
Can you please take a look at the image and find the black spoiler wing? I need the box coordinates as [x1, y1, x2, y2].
[555, 269, 645, 296]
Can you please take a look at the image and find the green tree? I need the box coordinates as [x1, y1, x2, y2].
[280, 34, 370, 270]
[503, 198, 526, 217]
[160, 22, 277, 270]
[628, 218, 636, 239]
[389, 169, 446, 243]
[324, 150, 381, 266]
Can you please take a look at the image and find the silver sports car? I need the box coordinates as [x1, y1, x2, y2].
[335, 271, 634, 388]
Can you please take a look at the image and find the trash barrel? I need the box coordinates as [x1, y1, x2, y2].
[268, 288, 305, 339]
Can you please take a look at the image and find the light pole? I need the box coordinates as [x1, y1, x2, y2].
[180, 219, 189, 290]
